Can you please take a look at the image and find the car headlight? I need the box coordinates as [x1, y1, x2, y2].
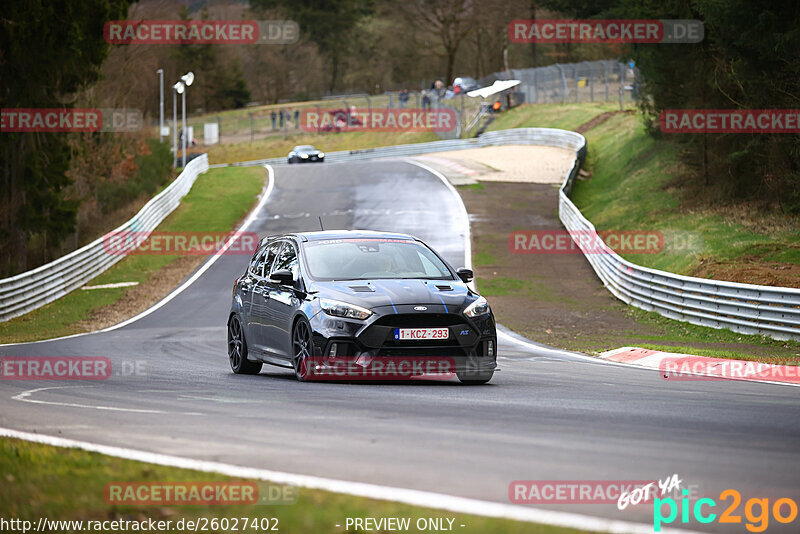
[463, 296, 490, 318]
[318, 152, 325, 157]
[319, 298, 372, 320]
[300, 153, 309, 158]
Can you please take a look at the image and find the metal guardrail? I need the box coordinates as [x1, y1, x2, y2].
[0, 155, 209, 322]
[554, 138, 800, 341]
[4, 128, 799, 340]
[216, 127, 584, 168]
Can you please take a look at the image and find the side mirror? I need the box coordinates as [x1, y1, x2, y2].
[456, 268, 473, 283]
[270, 269, 294, 286]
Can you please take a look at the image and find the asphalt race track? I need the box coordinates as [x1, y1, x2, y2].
[2, 160, 799, 532]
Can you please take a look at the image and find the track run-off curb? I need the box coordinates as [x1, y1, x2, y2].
[599, 347, 800, 387]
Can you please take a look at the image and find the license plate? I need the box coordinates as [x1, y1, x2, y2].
[394, 328, 449, 340]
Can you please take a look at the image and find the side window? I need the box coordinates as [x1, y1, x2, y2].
[249, 247, 266, 276]
[249, 242, 279, 278]
[271, 242, 299, 279]
[260, 243, 280, 277]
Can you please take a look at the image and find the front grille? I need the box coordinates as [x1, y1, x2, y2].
[372, 313, 463, 328]
[377, 347, 468, 358]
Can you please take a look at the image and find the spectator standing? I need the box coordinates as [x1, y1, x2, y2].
[421, 90, 431, 110]
[294, 109, 300, 128]
[399, 89, 409, 108]
[270, 110, 277, 130]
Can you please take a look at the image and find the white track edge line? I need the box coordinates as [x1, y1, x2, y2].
[0, 166, 275, 347]
[404, 160, 472, 272]
[0, 427, 705, 534]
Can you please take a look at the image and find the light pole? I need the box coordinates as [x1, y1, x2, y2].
[172, 81, 184, 168]
[179, 72, 194, 168]
[157, 69, 164, 142]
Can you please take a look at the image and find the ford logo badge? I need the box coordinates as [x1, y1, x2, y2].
[413, 306, 427, 311]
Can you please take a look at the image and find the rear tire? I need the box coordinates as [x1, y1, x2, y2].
[228, 316, 262, 375]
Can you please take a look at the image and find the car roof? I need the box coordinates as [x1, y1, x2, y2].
[261, 230, 419, 245]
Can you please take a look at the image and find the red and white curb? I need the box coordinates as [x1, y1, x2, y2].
[599, 347, 800, 386]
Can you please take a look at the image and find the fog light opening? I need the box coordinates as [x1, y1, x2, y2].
[327, 343, 338, 358]
[485, 340, 495, 358]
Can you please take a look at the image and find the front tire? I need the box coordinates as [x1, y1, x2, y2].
[292, 318, 314, 382]
[456, 370, 493, 385]
[228, 316, 262, 375]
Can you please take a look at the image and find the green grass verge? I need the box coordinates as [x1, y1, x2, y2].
[0, 166, 266, 344]
[618, 307, 800, 363]
[486, 102, 622, 132]
[0, 438, 587, 534]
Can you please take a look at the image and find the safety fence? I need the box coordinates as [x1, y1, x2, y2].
[0, 155, 209, 322]
[179, 60, 635, 146]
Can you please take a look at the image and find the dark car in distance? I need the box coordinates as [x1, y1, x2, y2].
[287, 145, 325, 163]
[227, 230, 497, 384]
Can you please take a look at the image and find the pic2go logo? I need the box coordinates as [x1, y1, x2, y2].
[654, 489, 799, 532]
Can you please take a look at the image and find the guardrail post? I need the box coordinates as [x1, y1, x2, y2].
[575, 66, 579, 103]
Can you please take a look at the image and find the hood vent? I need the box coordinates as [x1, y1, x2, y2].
[349, 285, 375, 292]
[435, 285, 453, 291]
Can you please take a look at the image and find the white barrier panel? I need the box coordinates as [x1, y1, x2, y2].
[204, 123, 219, 145]
[0, 155, 209, 322]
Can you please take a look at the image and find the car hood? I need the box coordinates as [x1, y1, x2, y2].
[308, 279, 471, 310]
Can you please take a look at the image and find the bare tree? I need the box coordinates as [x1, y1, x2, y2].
[401, 0, 476, 84]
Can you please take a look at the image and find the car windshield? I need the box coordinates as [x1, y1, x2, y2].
[302, 239, 453, 281]
[295, 145, 315, 151]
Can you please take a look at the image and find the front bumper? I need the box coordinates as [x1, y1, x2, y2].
[308, 304, 497, 374]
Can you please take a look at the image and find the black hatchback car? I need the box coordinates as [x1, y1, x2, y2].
[227, 230, 497, 384]
[287, 145, 325, 163]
